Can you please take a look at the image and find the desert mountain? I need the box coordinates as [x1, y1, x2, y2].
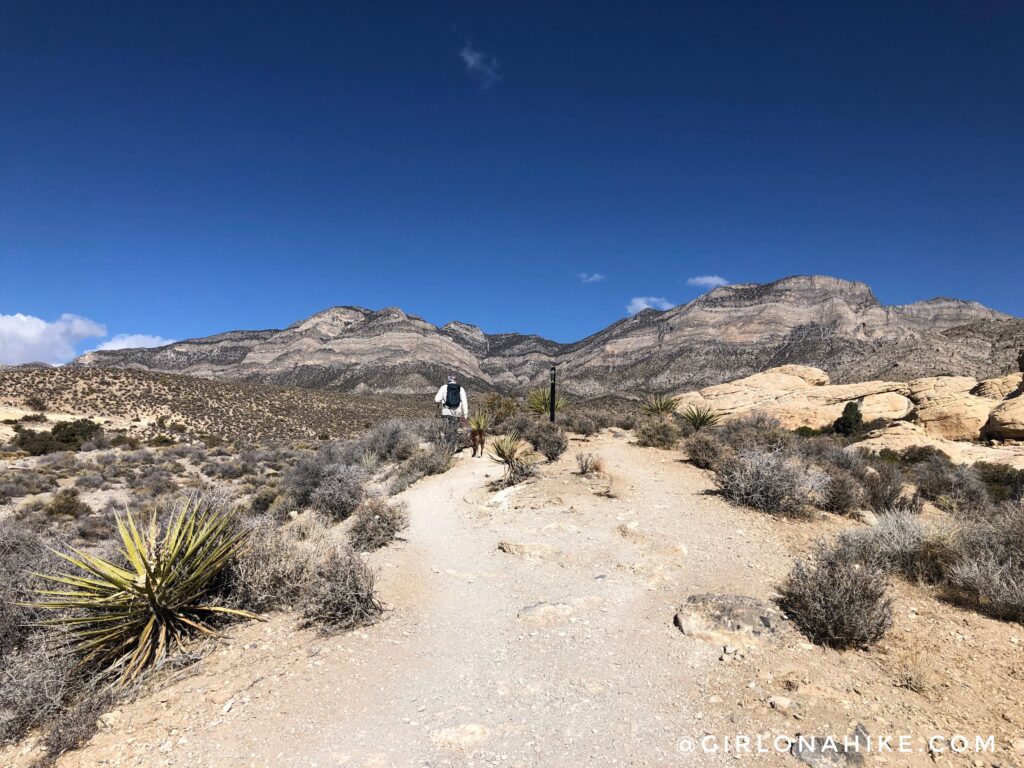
[75, 275, 1022, 395]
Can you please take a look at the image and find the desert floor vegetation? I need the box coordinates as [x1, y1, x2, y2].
[0, 411, 461, 764]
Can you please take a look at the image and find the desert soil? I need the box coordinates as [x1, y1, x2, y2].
[6, 431, 1023, 767]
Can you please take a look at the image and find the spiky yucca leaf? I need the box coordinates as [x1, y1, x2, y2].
[679, 404, 723, 431]
[468, 411, 492, 434]
[640, 393, 680, 416]
[31, 494, 254, 685]
[487, 431, 536, 482]
[526, 388, 568, 416]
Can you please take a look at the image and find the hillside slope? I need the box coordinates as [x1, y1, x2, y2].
[75, 275, 1022, 395]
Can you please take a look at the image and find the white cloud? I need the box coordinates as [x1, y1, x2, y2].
[626, 296, 674, 315]
[94, 333, 175, 351]
[460, 43, 501, 88]
[0, 312, 107, 365]
[686, 275, 730, 289]
[578, 272, 606, 284]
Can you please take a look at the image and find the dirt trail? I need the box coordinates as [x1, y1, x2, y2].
[15, 432, 1024, 767]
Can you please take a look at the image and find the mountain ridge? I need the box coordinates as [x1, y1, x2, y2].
[75, 275, 1022, 395]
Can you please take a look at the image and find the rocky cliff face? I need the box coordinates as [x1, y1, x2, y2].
[75, 276, 1021, 395]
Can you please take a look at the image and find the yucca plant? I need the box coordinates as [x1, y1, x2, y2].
[487, 431, 536, 484]
[679, 404, 723, 431]
[526, 388, 569, 416]
[31, 495, 255, 685]
[640, 393, 680, 416]
[468, 411, 492, 434]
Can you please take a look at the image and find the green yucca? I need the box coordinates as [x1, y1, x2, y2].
[640, 393, 680, 416]
[679, 404, 723, 431]
[526, 388, 568, 416]
[31, 495, 255, 685]
[468, 410, 492, 434]
[487, 431, 536, 483]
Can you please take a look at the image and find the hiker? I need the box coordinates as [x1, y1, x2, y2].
[435, 374, 468, 446]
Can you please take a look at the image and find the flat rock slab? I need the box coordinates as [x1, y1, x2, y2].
[673, 594, 789, 644]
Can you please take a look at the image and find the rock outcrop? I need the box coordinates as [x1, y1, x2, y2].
[75, 275, 1022, 396]
[674, 364, 1024, 455]
[675, 365, 913, 430]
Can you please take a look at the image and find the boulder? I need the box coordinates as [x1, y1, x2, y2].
[907, 376, 995, 441]
[852, 421, 1024, 469]
[673, 594, 789, 645]
[986, 397, 1024, 440]
[972, 373, 1024, 400]
[675, 366, 910, 430]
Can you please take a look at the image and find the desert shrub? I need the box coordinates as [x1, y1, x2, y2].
[944, 504, 1024, 621]
[73, 471, 106, 490]
[973, 462, 1024, 503]
[148, 434, 174, 447]
[221, 515, 329, 612]
[835, 512, 949, 583]
[51, 419, 102, 450]
[31, 494, 252, 684]
[635, 415, 682, 449]
[715, 448, 824, 518]
[685, 431, 730, 470]
[337, 419, 420, 465]
[819, 467, 864, 515]
[249, 484, 280, 515]
[481, 392, 519, 428]
[0, 469, 57, 502]
[559, 410, 598, 436]
[778, 542, 893, 650]
[795, 436, 866, 474]
[45, 488, 94, 519]
[0, 633, 82, 745]
[129, 466, 179, 497]
[349, 498, 408, 551]
[530, 421, 569, 461]
[678, 404, 722, 432]
[488, 432, 537, 487]
[0, 519, 62, 661]
[301, 548, 383, 632]
[575, 452, 604, 476]
[311, 466, 366, 521]
[715, 413, 792, 453]
[13, 428, 64, 456]
[861, 461, 913, 514]
[527, 388, 569, 416]
[640, 393, 680, 416]
[39, 684, 118, 760]
[24, 395, 47, 412]
[266, 491, 300, 521]
[914, 457, 991, 518]
[832, 401, 863, 436]
[388, 446, 452, 494]
[900, 444, 949, 465]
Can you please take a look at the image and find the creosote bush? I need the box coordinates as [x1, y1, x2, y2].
[301, 548, 383, 632]
[349, 497, 408, 552]
[715, 447, 824, 518]
[311, 465, 366, 521]
[635, 415, 683, 449]
[685, 431, 730, 470]
[778, 542, 893, 650]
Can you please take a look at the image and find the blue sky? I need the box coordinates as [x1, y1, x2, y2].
[1, 1, 1022, 363]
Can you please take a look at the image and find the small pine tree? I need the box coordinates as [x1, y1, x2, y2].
[832, 401, 863, 436]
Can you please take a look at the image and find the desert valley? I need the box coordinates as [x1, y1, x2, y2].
[2, 276, 1024, 767]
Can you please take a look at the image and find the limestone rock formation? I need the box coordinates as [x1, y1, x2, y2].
[75, 275, 1022, 396]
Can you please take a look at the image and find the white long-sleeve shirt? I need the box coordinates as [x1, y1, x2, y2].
[435, 384, 468, 417]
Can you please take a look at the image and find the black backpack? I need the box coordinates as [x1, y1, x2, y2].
[444, 383, 462, 408]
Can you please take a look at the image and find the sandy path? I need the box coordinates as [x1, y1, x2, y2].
[18, 431, 1024, 767]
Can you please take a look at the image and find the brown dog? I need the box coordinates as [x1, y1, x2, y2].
[470, 426, 486, 458]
